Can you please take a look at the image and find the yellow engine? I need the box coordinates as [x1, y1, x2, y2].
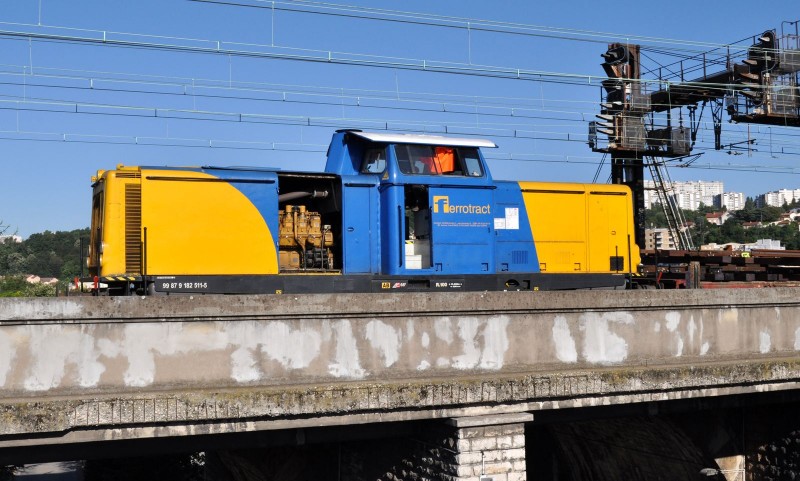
[278, 205, 334, 270]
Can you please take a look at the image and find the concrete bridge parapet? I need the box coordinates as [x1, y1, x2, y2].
[0, 288, 799, 450]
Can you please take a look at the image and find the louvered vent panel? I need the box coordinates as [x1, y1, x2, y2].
[116, 171, 141, 179]
[125, 184, 142, 274]
[512, 250, 529, 265]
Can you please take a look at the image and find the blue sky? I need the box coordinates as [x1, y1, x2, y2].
[0, 0, 798, 237]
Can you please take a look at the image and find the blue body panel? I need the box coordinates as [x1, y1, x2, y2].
[493, 181, 540, 273]
[380, 184, 404, 273]
[428, 186, 494, 273]
[325, 131, 362, 176]
[341, 175, 380, 274]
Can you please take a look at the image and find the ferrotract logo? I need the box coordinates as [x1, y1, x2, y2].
[432, 195, 491, 214]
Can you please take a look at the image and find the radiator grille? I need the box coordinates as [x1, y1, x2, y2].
[511, 250, 529, 265]
[125, 183, 142, 274]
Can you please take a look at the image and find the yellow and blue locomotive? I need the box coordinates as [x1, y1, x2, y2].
[86, 130, 639, 294]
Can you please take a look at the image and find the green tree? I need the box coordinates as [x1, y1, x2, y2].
[734, 198, 759, 223]
[0, 228, 89, 279]
[5, 252, 27, 274]
[695, 203, 718, 215]
[719, 219, 745, 243]
[645, 205, 668, 228]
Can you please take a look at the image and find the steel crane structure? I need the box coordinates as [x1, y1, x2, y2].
[589, 21, 800, 251]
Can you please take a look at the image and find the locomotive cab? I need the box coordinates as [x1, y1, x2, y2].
[327, 131, 512, 286]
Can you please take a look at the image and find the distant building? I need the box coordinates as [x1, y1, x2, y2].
[752, 239, 784, 250]
[644, 228, 676, 250]
[705, 211, 731, 226]
[23, 275, 59, 285]
[672, 180, 723, 210]
[701, 239, 784, 251]
[756, 189, 800, 207]
[717, 192, 745, 211]
[643, 180, 742, 211]
[701, 242, 744, 251]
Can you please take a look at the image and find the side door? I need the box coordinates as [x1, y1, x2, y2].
[341, 179, 378, 273]
[429, 186, 495, 274]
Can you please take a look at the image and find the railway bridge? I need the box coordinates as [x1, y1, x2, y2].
[1, 289, 800, 480]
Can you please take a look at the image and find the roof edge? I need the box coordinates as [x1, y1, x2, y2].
[348, 131, 497, 148]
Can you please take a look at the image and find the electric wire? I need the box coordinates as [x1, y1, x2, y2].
[188, 0, 762, 54]
[0, 6, 796, 177]
[3, 127, 799, 174]
[3, 89, 799, 154]
[0, 20, 776, 93]
[0, 63, 796, 141]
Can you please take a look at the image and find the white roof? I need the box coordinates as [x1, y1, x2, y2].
[349, 131, 497, 148]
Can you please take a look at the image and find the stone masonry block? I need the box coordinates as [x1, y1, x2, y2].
[457, 439, 471, 452]
[502, 424, 525, 435]
[511, 460, 527, 471]
[507, 472, 527, 481]
[484, 425, 506, 437]
[459, 427, 485, 439]
[471, 474, 509, 481]
[502, 448, 526, 462]
[456, 452, 484, 465]
[470, 437, 498, 451]
[457, 465, 475, 477]
[511, 435, 525, 448]
[483, 461, 514, 475]
[447, 414, 533, 429]
[496, 435, 514, 449]
[480, 449, 503, 463]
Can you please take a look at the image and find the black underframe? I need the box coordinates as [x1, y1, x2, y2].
[91, 272, 629, 295]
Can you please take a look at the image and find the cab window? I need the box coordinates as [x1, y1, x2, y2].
[395, 144, 483, 176]
[460, 148, 484, 177]
[361, 148, 386, 174]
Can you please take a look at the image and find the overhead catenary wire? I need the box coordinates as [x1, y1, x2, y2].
[1, 62, 797, 142]
[3, 90, 800, 154]
[188, 0, 760, 54]
[195, 0, 784, 89]
[3, 86, 800, 172]
[3, 127, 799, 174]
[0, 3, 796, 182]
[0, 0, 789, 104]
[0, 19, 776, 95]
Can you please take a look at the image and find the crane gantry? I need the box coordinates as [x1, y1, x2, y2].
[589, 21, 800, 251]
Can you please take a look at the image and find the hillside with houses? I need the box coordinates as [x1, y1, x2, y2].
[0, 228, 89, 296]
[645, 201, 800, 251]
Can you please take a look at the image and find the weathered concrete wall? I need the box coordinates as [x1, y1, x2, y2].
[1, 289, 800, 445]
